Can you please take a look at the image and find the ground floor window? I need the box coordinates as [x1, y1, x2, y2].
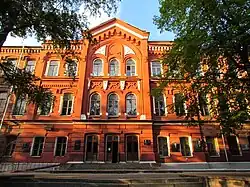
[85, 134, 98, 161]
[227, 136, 241, 156]
[126, 135, 139, 161]
[4, 135, 17, 156]
[55, 137, 67, 156]
[158, 136, 169, 157]
[180, 137, 192, 156]
[206, 136, 220, 156]
[31, 137, 44, 156]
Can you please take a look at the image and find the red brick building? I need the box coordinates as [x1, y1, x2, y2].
[0, 18, 249, 165]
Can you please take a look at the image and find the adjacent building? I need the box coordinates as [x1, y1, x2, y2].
[0, 18, 249, 165]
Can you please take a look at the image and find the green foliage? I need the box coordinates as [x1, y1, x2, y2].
[154, 0, 250, 134]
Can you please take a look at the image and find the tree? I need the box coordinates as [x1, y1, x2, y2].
[154, 0, 250, 135]
[0, 0, 120, 108]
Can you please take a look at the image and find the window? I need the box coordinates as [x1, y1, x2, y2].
[154, 94, 166, 116]
[227, 136, 241, 156]
[61, 93, 73, 115]
[4, 135, 17, 156]
[108, 93, 119, 116]
[192, 138, 202, 152]
[90, 93, 100, 116]
[38, 97, 53, 115]
[65, 60, 77, 77]
[151, 61, 162, 76]
[0, 92, 7, 114]
[13, 96, 26, 115]
[199, 94, 209, 116]
[180, 137, 192, 156]
[126, 94, 137, 116]
[85, 135, 98, 161]
[31, 137, 44, 156]
[206, 136, 219, 156]
[55, 137, 67, 156]
[126, 59, 136, 76]
[109, 59, 119, 76]
[174, 93, 185, 116]
[158, 137, 169, 157]
[25, 61, 35, 73]
[92, 59, 103, 76]
[46, 60, 59, 76]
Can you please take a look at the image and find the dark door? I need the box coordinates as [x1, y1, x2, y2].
[86, 135, 98, 161]
[106, 135, 119, 163]
[126, 135, 139, 161]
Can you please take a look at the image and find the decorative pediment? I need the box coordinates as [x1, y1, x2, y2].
[124, 45, 135, 56]
[95, 45, 106, 55]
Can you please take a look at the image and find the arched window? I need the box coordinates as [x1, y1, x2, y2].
[126, 59, 136, 76]
[109, 59, 119, 76]
[108, 93, 119, 116]
[92, 59, 103, 76]
[90, 93, 100, 116]
[126, 94, 137, 116]
[154, 94, 165, 116]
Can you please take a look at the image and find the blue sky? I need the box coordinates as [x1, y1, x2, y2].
[4, 0, 174, 46]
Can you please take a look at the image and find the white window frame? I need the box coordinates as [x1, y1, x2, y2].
[37, 96, 54, 116]
[25, 60, 36, 74]
[173, 93, 187, 116]
[153, 94, 167, 116]
[151, 61, 163, 77]
[126, 59, 137, 77]
[12, 96, 27, 116]
[125, 93, 137, 116]
[179, 136, 193, 157]
[205, 136, 220, 157]
[109, 59, 120, 76]
[45, 60, 60, 76]
[65, 59, 78, 77]
[157, 136, 170, 157]
[54, 136, 68, 157]
[107, 93, 119, 117]
[59, 93, 74, 115]
[92, 59, 103, 76]
[30, 136, 45, 157]
[89, 93, 101, 116]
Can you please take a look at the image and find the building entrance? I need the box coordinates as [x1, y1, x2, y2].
[106, 135, 119, 163]
[126, 135, 139, 161]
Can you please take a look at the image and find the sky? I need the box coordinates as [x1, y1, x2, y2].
[4, 0, 175, 46]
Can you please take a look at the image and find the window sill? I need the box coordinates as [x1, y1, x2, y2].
[126, 115, 137, 118]
[12, 114, 24, 116]
[39, 114, 51, 116]
[209, 155, 220, 157]
[89, 115, 101, 118]
[159, 155, 170, 158]
[30, 156, 42, 158]
[231, 154, 243, 156]
[108, 115, 119, 118]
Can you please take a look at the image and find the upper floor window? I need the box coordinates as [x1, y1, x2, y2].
[92, 59, 103, 76]
[227, 136, 241, 156]
[0, 92, 7, 114]
[126, 59, 136, 76]
[108, 93, 119, 116]
[206, 136, 220, 157]
[46, 60, 59, 76]
[158, 136, 169, 157]
[31, 137, 44, 156]
[13, 96, 26, 115]
[154, 94, 166, 116]
[55, 137, 67, 156]
[151, 61, 162, 77]
[109, 59, 119, 76]
[37, 97, 53, 116]
[174, 93, 185, 116]
[25, 60, 35, 73]
[126, 94, 137, 116]
[65, 60, 77, 77]
[199, 93, 209, 116]
[61, 93, 74, 115]
[89, 93, 100, 116]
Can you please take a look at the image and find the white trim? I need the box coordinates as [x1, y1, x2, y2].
[152, 96, 156, 114]
[89, 93, 101, 116]
[92, 58, 103, 77]
[126, 58, 137, 77]
[30, 136, 45, 157]
[54, 136, 68, 157]
[109, 58, 120, 76]
[150, 61, 162, 77]
[92, 23, 148, 39]
[71, 96, 75, 114]
[179, 136, 193, 157]
[125, 93, 137, 116]
[163, 94, 168, 116]
[58, 95, 63, 114]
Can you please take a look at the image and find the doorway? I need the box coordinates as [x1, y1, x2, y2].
[85, 134, 98, 161]
[106, 135, 119, 163]
[126, 135, 139, 161]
